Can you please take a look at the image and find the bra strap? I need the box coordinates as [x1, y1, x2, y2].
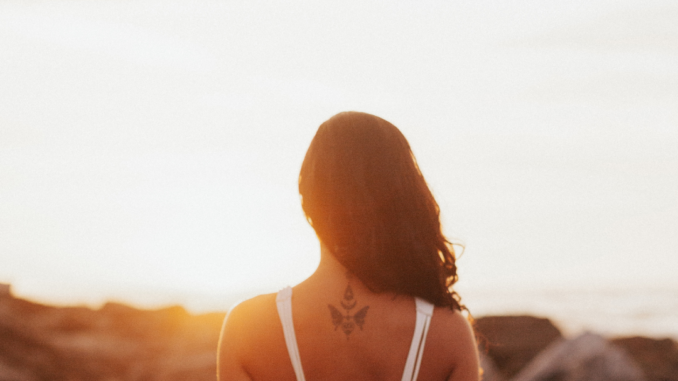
[276, 287, 306, 381]
[401, 297, 434, 381]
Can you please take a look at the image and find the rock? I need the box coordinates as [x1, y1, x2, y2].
[475, 315, 563, 379]
[512, 332, 646, 381]
[0, 314, 70, 381]
[0, 283, 11, 297]
[0, 290, 226, 381]
[612, 336, 678, 381]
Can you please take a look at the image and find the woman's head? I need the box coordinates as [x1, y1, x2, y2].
[299, 112, 463, 310]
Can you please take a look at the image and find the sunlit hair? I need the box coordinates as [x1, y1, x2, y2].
[299, 112, 464, 311]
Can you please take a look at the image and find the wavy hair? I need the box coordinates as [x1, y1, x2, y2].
[299, 112, 464, 311]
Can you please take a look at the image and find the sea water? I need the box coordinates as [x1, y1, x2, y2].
[11, 282, 678, 340]
[180, 285, 678, 340]
[460, 286, 678, 339]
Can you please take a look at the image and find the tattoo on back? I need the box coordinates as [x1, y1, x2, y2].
[328, 278, 369, 339]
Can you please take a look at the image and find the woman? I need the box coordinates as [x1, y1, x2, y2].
[218, 112, 479, 381]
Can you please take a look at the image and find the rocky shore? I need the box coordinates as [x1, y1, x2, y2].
[1, 286, 676, 381]
[475, 316, 678, 381]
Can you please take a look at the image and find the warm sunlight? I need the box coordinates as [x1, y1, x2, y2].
[2, 1, 678, 380]
[1, 0, 676, 338]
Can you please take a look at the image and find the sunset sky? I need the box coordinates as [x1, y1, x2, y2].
[1, 0, 676, 312]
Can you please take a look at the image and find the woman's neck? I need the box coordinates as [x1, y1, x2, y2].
[298, 242, 366, 295]
[314, 243, 349, 280]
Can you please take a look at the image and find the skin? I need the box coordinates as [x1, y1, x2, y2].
[218, 243, 480, 381]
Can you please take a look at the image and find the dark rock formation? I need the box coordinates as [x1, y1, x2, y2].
[511, 332, 645, 381]
[475, 315, 563, 379]
[0, 290, 225, 381]
[613, 336, 678, 381]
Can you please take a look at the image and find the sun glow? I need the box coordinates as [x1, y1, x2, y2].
[0, 1, 676, 326]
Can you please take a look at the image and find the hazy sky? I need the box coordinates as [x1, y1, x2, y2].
[1, 0, 676, 311]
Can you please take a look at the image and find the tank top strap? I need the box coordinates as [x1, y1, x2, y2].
[276, 286, 306, 381]
[401, 297, 435, 381]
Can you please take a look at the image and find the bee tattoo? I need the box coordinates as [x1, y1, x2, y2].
[328, 283, 369, 339]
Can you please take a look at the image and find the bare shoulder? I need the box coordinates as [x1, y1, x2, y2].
[431, 306, 475, 338]
[219, 292, 280, 349]
[428, 307, 480, 381]
[223, 293, 278, 330]
[218, 293, 280, 381]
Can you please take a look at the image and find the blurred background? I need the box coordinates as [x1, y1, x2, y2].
[1, 0, 677, 339]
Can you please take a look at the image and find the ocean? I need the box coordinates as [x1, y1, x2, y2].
[11, 282, 677, 340]
[173, 285, 678, 340]
[460, 286, 678, 340]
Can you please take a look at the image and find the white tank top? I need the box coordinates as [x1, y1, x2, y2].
[276, 286, 435, 381]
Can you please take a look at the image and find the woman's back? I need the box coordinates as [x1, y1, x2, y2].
[218, 250, 479, 381]
[218, 112, 479, 380]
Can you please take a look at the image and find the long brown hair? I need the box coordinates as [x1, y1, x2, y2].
[299, 112, 463, 311]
